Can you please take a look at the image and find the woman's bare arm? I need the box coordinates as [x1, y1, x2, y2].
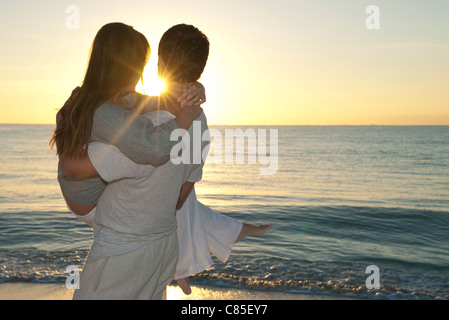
[59, 153, 98, 179]
[56, 110, 99, 179]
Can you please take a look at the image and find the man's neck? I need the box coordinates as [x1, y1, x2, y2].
[159, 81, 184, 116]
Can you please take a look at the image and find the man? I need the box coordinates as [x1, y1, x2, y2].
[60, 24, 210, 299]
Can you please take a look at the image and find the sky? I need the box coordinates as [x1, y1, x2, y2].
[0, 0, 448, 125]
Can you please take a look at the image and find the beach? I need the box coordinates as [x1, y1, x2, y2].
[0, 283, 344, 300]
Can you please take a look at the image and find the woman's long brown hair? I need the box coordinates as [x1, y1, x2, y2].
[50, 22, 150, 158]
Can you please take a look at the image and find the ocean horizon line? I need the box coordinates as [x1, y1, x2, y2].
[1, 123, 449, 127]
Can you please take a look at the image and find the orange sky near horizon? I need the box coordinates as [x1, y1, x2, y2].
[0, 0, 448, 126]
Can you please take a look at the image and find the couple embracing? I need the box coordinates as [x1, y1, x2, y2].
[52, 22, 271, 300]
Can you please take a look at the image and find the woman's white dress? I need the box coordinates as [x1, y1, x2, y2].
[174, 188, 242, 279]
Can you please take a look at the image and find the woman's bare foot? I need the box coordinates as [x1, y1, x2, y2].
[177, 277, 192, 295]
[235, 223, 272, 243]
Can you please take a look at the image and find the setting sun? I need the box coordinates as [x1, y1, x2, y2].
[136, 61, 166, 96]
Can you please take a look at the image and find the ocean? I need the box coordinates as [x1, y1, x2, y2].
[0, 124, 448, 299]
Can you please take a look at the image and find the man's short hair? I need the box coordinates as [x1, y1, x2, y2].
[158, 24, 209, 83]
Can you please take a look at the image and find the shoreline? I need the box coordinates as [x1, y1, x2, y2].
[0, 282, 351, 300]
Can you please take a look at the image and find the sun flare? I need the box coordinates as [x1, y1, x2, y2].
[136, 63, 166, 96]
